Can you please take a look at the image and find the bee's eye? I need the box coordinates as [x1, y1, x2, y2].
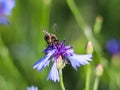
[44, 34, 50, 41]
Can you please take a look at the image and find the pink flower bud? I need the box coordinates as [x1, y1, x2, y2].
[95, 64, 103, 77]
[86, 41, 93, 54]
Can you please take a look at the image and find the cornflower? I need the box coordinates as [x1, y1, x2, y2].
[106, 39, 120, 55]
[0, 0, 15, 24]
[33, 32, 92, 82]
[27, 85, 38, 90]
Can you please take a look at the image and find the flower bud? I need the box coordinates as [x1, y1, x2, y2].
[86, 41, 93, 54]
[94, 16, 103, 34]
[43, 0, 51, 5]
[95, 64, 103, 77]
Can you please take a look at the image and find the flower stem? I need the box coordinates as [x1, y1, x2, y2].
[59, 69, 65, 90]
[93, 76, 99, 90]
[85, 64, 91, 90]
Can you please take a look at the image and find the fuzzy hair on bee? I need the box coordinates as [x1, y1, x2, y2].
[43, 30, 59, 45]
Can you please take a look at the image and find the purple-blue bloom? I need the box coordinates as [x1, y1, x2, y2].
[33, 41, 92, 82]
[106, 39, 120, 55]
[0, 0, 15, 24]
[27, 86, 38, 90]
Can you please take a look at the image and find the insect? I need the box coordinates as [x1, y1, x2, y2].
[43, 30, 59, 45]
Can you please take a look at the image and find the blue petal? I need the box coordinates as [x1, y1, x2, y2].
[0, 16, 9, 24]
[4, 0, 16, 15]
[27, 85, 38, 90]
[66, 48, 74, 53]
[67, 53, 92, 70]
[33, 50, 55, 72]
[47, 62, 59, 82]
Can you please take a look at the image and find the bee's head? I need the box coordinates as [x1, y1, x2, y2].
[43, 30, 58, 45]
[44, 32, 51, 43]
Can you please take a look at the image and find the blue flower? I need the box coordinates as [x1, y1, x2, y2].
[106, 39, 120, 55]
[0, 0, 15, 24]
[33, 41, 92, 82]
[27, 86, 38, 90]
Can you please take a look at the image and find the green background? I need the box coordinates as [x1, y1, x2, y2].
[0, 0, 120, 90]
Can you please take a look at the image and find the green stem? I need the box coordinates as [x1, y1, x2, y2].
[66, 0, 103, 60]
[93, 76, 99, 90]
[85, 64, 91, 90]
[59, 69, 65, 90]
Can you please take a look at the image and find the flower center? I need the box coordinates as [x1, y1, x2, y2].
[52, 42, 72, 59]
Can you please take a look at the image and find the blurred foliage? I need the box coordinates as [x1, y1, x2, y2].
[0, 0, 120, 90]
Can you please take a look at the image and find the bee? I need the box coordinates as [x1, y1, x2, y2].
[43, 30, 59, 45]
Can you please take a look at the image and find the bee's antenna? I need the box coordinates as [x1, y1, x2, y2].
[53, 23, 57, 34]
[43, 29, 47, 33]
[43, 30, 50, 35]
